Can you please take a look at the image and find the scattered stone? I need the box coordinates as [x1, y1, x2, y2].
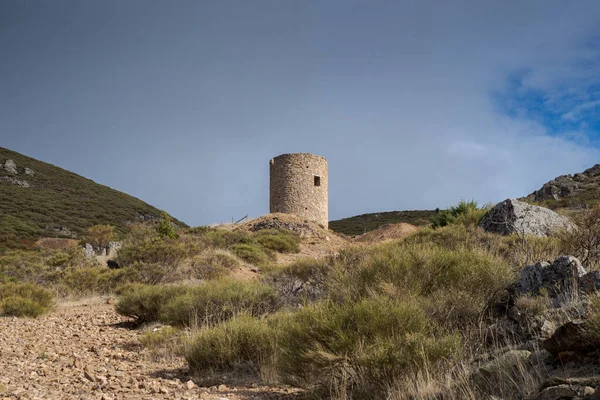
[24, 167, 34, 175]
[185, 380, 195, 390]
[478, 199, 574, 237]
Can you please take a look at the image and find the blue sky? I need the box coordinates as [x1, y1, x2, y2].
[1, 1, 600, 226]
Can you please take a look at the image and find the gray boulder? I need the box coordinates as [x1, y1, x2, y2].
[3, 159, 17, 174]
[514, 256, 586, 297]
[84, 243, 95, 257]
[478, 199, 574, 237]
[24, 167, 34, 176]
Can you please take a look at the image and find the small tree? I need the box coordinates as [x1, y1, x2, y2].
[86, 224, 115, 250]
[156, 211, 179, 239]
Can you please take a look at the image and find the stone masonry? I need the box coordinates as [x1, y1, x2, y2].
[270, 153, 328, 228]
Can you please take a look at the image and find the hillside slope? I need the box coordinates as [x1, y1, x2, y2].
[524, 164, 600, 210]
[329, 209, 436, 236]
[0, 147, 186, 249]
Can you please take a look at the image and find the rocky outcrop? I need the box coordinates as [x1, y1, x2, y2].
[24, 167, 34, 176]
[3, 159, 18, 174]
[0, 176, 30, 188]
[526, 164, 600, 203]
[478, 199, 574, 237]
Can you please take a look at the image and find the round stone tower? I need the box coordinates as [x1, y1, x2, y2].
[269, 153, 328, 228]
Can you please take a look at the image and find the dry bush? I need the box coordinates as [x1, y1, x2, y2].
[558, 204, 600, 270]
[85, 224, 115, 250]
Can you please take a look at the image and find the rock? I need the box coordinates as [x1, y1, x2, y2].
[185, 380, 195, 390]
[3, 159, 17, 174]
[478, 350, 531, 377]
[83, 244, 95, 257]
[532, 384, 579, 400]
[83, 368, 95, 382]
[24, 168, 34, 176]
[514, 256, 586, 297]
[579, 271, 600, 293]
[107, 242, 121, 256]
[0, 176, 30, 188]
[479, 199, 574, 237]
[543, 320, 595, 355]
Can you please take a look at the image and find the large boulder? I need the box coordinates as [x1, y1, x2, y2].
[478, 199, 573, 237]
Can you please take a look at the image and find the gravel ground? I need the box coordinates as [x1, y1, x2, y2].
[0, 299, 300, 400]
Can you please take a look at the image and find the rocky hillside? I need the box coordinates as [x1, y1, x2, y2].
[525, 164, 600, 209]
[0, 147, 186, 249]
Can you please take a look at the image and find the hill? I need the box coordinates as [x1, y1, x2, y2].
[329, 209, 437, 236]
[0, 147, 186, 249]
[524, 164, 600, 210]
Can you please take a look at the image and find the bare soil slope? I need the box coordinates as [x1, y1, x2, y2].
[353, 222, 419, 244]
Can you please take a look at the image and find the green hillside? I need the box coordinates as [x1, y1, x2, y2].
[329, 210, 437, 236]
[0, 147, 186, 249]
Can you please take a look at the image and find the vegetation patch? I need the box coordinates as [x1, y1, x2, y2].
[0, 282, 55, 317]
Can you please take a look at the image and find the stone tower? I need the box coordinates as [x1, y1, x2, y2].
[269, 153, 328, 228]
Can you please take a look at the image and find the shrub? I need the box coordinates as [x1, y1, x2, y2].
[156, 211, 179, 239]
[278, 298, 461, 398]
[558, 205, 600, 270]
[0, 282, 55, 317]
[186, 298, 461, 398]
[85, 224, 115, 250]
[231, 243, 273, 267]
[430, 200, 485, 228]
[118, 236, 192, 269]
[116, 284, 186, 323]
[190, 250, 242, 280]
[325, 242, 513, 327]
[255, 229, 300, 253]
[160, 279, 279, 326]
[116, 280, 279, 326]
[185, 314, 280, 376]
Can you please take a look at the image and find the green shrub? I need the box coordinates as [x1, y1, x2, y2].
[116, 284, 187, 323]
[185, 298, 461, 398]
[430, 200, 485, 228]
[160, 279, 279, 326]
[118, 236, 192, 268]
[278, 298, 461, 397]
[1, 296, 47, 317]
[0, 282, 55, 317]
[255, 229, 300, 253]
[186, 314, 280, 375]
[231, 243, 273, 267]
[116, 280, 279, 326]
[156, 211, 179, 239]
[324, 242, 513, 327]
[190, 250, 242, 280]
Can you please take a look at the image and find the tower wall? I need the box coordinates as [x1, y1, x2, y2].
[269, 153, 328, 228]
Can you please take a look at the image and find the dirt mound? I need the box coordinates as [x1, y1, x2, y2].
[235, 213, 349, 263]
[354, 222, 419, 243]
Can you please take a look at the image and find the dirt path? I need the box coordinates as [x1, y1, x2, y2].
[0, 299, 299, 400]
